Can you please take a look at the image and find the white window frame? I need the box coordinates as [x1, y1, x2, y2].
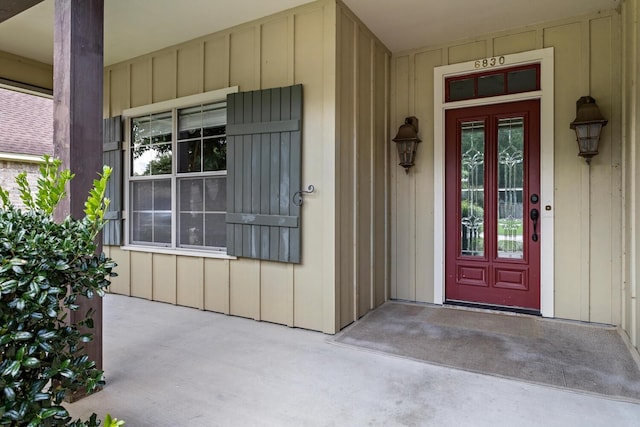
[121, 86, 238, 259]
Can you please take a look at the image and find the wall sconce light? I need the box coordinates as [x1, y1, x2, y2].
[393, 116, 421, 173]
[569, 96, 608, 164]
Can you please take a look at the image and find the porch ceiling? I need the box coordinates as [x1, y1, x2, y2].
[0, 0, 620, 66]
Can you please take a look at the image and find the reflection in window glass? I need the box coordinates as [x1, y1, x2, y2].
[203, 137, 226, 171]
[445, 65, 539, 102]
[477, 74, 505, 97]
[178, 103, 226, 174]
[130, 101, 227, 251]
[178, 141, 201, 173]
[460, 121, 485, 257]
[131, 113, 172, 176]
[507, 69, 537, 93]
[497, 117, 525, 259]
[205, 177, 226, 212]
[132, 143, 172, 176]
[449, 78, 474, 101]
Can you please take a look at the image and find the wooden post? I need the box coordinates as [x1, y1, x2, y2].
[53, 0, 104, 381]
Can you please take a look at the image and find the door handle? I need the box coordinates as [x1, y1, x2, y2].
[530, 208, 539, 242]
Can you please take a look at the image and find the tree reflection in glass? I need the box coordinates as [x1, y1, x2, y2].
[460, 120, 485, 257]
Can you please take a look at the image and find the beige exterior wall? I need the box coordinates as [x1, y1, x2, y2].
[390, 10, 623, 325]
[104, 0, 342, 333]
[622, 0, 640, 352]
[335, 3, 390, 329]
[0, 50, 52, 91]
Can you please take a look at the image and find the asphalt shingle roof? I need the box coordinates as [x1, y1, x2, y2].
[0, 87, 53, 156]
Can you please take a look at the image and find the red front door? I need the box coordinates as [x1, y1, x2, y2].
[445, 100, 541, 311]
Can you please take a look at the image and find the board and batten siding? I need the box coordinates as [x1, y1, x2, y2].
[390, 10, 623, 325]
[103, 0, 341, 333]
[335, 3, 390, 329]
[622, 0, 640, 352]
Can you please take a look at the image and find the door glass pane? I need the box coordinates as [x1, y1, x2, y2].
[497, 117, 524, 259]
[460, 121, 485, 257]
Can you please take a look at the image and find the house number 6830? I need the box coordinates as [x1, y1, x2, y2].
[474, 56, 506, 69]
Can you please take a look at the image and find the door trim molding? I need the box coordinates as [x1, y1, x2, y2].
[433, 47, 555, 317]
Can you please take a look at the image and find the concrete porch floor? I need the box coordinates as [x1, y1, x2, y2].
[68, 295, 640, 426]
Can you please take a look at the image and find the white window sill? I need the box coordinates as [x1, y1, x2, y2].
[119, 245, 237, 260]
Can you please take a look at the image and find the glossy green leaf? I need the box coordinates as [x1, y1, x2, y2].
[23, 357, 41, 368]
[12, 331, 33, 341]
[3, 387, 16, 401]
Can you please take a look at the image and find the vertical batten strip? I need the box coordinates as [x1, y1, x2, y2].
[287, 14, 295, 86]
[251, 90, 262, 258]
[255, 26, 261, 89]
[260, 91, 272, 259]
[580, 19, 592, 321]
[369, 37, 376, 310]
[352, 19, 359, 322]
[384, 50, 390, 303]
[242, 92, 253, 255]
[289, 85, 302, 263]
[279, 86, 292, 262]
[270, 88, 282, 260]
[224, 34, 231, 88]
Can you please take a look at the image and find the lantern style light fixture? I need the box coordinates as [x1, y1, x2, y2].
[393, 116, 421, 173]
[569, 96, 608, 164]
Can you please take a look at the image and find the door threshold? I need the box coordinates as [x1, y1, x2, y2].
[445, 300, 541, 316]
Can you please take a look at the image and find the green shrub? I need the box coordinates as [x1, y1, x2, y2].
[0, 157, 116, 426]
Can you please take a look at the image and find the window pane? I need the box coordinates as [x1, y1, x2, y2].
[178, 141, 201, 173]
[449, 78, 474, 101]
[154, 180, 172, 210]
[131, 179, 172, 245]
[203, 137, 226, 171]
[132, 112, 172, 176]
[205, 213, 226, 248]
[478, 74, 505, 97]
[507, 68, 537, 93]
[460, 120, 485, 257]
[178, 105, 202, 140]
[131, 212, 152, 242]
[132, 181, 152, 210]
[154, 212, 172, 244]
[202, 103, 226, 128]
[205, 177, 226, 211]
[180, 178, 203, 211]
[204, 125, 225, 138]
[497, 118, 524, 259]
[178, 176, 226, 249]
[180, 213, 204, 246]
[132, 143, 172, 176]
[132, 112, 172, 144]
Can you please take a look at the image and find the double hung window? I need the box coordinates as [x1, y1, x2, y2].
[129, 102, 227, 252]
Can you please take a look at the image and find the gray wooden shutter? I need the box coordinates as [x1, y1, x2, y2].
[103, 116, 123, 246]
[226, 84, 303, 263]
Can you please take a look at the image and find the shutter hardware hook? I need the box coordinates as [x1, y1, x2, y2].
[292, 185, 315, 206]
